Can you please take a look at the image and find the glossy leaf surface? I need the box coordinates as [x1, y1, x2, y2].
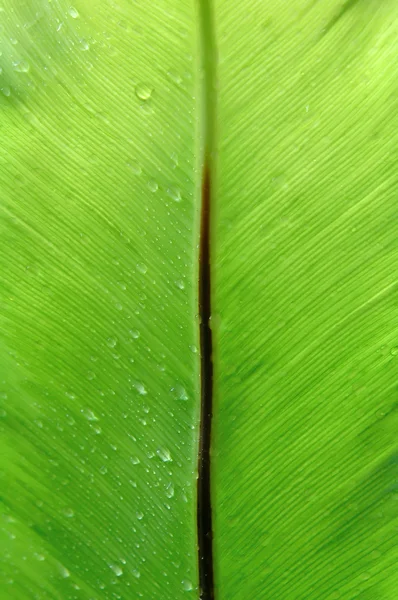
[0, 1, 201, 598]
[1, 1, 397, 599]
[212, 1, 398, 598]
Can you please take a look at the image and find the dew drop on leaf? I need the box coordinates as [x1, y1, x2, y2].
[82, 408, 98, 421]
[132, 569, 141, 578]
[110, 564, 123, 577]
[59, 565, 70, 578]
[156, 448, 172, 462]
[135, 83, 152, 101]
[68, 7, 79, 19]
[127, 160, 142, 175]
[167, 70, 183, 85]
[13, 61, 29, 73]
[172, 384, 188, 401]
[106, 336, 118, 348]
[147, 179, 158, 192]
[34, 553, 46, 562]
[165, 483, 174, 498]
[167, 187, 182, 202]
[134, 382, 147, 395]
[136, 262, 148, 274]
[182, 580, 193, 591]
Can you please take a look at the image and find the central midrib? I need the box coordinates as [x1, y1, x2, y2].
[197, 0, 217, 599]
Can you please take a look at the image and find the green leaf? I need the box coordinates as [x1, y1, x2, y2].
[0, 1, 201, 597]
[212, 1, 398, 598]
[1, 1, 397, 599]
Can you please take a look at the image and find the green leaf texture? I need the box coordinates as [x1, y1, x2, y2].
[0, 1, 201, 598]
[1, 1, 397, 599]
[212, 1, 398, 599]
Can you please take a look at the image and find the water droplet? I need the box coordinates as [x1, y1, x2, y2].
[2, 87, 11, 97]
[131, 456, 140, 465]
[167, 187, 181, 202]
[34, 553, 46, 561]
[60, 565, 70, 578]
[132, 569, 141, 578]
[166, 483, 174, 498]
[99, 465, 108, 475]
[171, 152, 179, 167]
[107, 336, 118, 348]
[134, 382, 147, 395]
[130, 329, 140, 339]
[157, 448, 172, 462]
[68, 7, 79, 19]
[136, 263, 147, 274]
[13, 61, 29, 73]
[86, 371, 96, 381]
[390, 346, 398, 356]
[63, 508, 75, 518]
[189, 345, 198, 354]
[79, 39, 90, 51]
[127, 160, 142, 175]
[167, 70, 183, 85]
[135, 83, 152, 101]
[147, 179, 158, 192]
[110, 565, 123, 577]
[171, 384, 189, 401]
[177, 386, 188, 401]
[175, 279, 185, 290]
[182, 580, 193, 591]
[136, 511, 144, 520]
[82, 408, 98, 422]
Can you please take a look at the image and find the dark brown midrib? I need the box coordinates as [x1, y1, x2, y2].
[197, 158, 214, 600]
[197, 0, 216, 596]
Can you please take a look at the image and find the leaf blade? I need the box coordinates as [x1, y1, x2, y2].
[0, 1, 201, 597]
[212, 1, 398, 598]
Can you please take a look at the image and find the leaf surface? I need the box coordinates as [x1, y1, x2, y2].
[1, 1, 398, 600]
[212, 1, 398, 598]
[0, 1, 201, 598]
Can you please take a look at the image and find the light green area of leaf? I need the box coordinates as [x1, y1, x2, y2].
[0, 1, 201, 598]
[1, 1, 398, 599]
[212, 1, 398, 598]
